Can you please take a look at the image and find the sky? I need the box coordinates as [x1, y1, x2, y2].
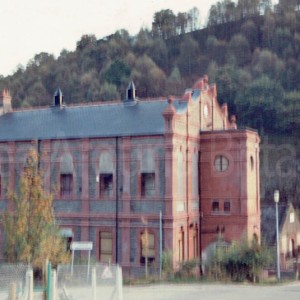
[0, 0, 220, 76]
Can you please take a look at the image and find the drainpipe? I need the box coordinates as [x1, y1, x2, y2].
[115, 137, 119, 264]
[36, 139, 41, 169]
[186, 106, 189, 261]
[198, 151, 203, 274]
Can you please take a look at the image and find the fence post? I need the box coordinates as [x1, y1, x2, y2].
[92, 267, 97, 300]
[52, 269, 57, 300]
[8, 282, 16, 300]
[46, 262, 52, 300]
[117, 266, 123, 300]
[27, 269, 33, 300]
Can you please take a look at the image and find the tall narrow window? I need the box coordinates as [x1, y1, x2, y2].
[100, 174, 113, 197]
[99, 152, 114, 198]
[60, 154, 74, 197]
[192, 151, 199, 197]
[177, 150, 183, 197]
[99, 231, 113, 263]
[141, 173, 155, 196]
[60, 174, 73, 196]
[178, 228, 184, 263]
[193, 225, 199, 258]
[140, 231, 155, 264]
[141, 149, 155, 197]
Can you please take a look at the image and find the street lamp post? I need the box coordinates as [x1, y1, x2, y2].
[274, 190, 280, 281]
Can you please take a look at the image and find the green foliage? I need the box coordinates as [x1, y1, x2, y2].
[152, 9, 176, 39]
[175, 259, 199, 279]
[98, 82, 120, 101]
[103, 60, 130, 87]
[1, 149, 70, 268]
[221, 238, 272, 282]
[131, 55, 166, 98]
[235, 75, 284, 132]
[209, 237, 272, 282]
[162, 251, 173, 278]
[0, 3, 300, 140]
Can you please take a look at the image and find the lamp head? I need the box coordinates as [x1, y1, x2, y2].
[274, 190, 280, 203]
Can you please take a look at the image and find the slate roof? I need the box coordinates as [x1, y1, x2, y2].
[261, 203, 290, 245]
[0, 97, 191, 141]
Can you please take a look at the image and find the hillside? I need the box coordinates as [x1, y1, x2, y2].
[1, 0, 300, 205]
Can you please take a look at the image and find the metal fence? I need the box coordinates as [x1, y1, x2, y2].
[0, 264, 32, 300]
[56, 263, 122, 300]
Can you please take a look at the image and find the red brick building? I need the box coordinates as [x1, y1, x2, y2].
[0, 76, 260, 274]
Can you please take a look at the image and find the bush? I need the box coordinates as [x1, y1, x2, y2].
[219, 238, 272, 282]
[209, 239, 272, 282]
[162, 251, 173, 279]
[175, 259, 199, 279]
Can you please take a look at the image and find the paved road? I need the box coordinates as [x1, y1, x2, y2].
[123, 282, 300, 300]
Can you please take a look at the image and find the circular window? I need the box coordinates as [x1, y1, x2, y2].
[214, 155, 229, 172]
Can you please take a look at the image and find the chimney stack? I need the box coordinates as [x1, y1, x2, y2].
[0, 89, 12, 115]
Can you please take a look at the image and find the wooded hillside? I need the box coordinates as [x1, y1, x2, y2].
[1, 0, 300, 205]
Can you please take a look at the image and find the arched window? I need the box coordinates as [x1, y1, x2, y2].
[99, 152, 113, 197]
[60, 153, 74, 196]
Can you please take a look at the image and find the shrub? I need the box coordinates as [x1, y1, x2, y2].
[220, 237, 272, 282]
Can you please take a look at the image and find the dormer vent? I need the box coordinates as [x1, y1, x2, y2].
[126, 81, 136, 101]
[53, 88, 64, 107]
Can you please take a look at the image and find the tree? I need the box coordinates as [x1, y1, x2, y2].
[176, 12, 188, 34]
[235, 75, 284, 132]
[98, 82, 120, 101]
[152, 9, 176, 39]
[2, 149, 70, 268]
[187, 7, 200, 31]
[252, 49, 284, 80]
[276, 91, 300, 133]
[206, 36, 228, 65]
[103, 59, 130, 87]
[207, 0, 237, 26]
[177, 35, 201, 78]
[131, 54, 166, 98]
[228, 34, 251, 66]
[237, 0, 260, 19]
[259, 0, 272, 14]
[241, 20, 259, 50]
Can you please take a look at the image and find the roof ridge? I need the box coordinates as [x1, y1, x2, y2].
[12, 97, 170, 113]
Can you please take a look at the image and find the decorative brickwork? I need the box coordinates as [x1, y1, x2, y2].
[0, 76, 260, 273]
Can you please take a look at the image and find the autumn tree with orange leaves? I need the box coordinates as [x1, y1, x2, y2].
[2, 149, 70, 267]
